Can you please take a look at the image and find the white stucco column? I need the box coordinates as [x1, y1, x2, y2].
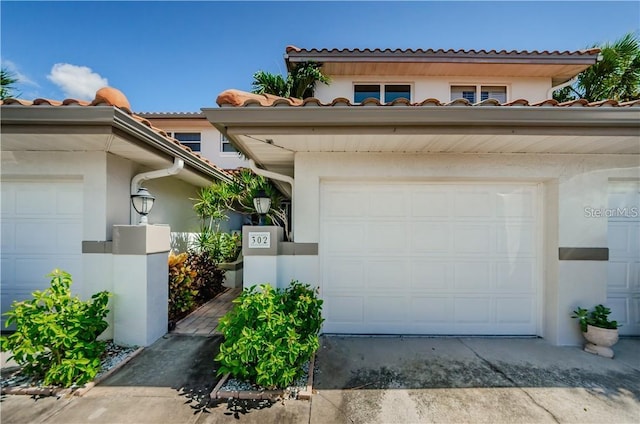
[111, 225, 170, 346]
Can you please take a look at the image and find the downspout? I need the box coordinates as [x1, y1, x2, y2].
[546, 76, 578, 99]
[130, 157, 184, 225]
[248, 159, 295, 240]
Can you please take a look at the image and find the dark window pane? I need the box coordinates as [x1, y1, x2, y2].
[174, 132, 201, 142]
[354, 85, 381, 103]
[182, 142, 201, 152]
[222, 142, 238, 153]
[384, 84, 411, 103]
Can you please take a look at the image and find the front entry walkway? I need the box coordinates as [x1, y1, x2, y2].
[172, 288, 241, 335]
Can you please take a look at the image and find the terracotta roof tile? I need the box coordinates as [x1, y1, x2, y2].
[1, 87, 234, 181]
[286, 46, 601, 57]
[215, 89, 638, 109]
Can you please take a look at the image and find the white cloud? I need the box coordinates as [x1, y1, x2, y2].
[47, 63, 108, 100]
[1, 59, 38, 87]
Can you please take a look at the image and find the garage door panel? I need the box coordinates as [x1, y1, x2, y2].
[607, 182, 639, 335]
[496, 224, 535, 255]
[326, 259, 364, 291]
[454, 190, 493, 217]
[324, 190, 367, 218]
[412, 223, 451, 252]
[454, 262, 491, 290]
[370, 190, 406, 217]
[365, 296, 406, 323]
[496, 298, 534, 324]
[325, 223, 365, 253]
[367, 223, 406, 251]
[411, 262, 448, 290]
[454, 225, 491, 254]
[322, 182, 539, 335]
[454, 297, 492, 323]
[496, 190, 535, 218]
[496, 260, 535, 291]
[411, 191, 450, 217]
[325, 296, 363, 323]
[608, 262, 630, 289]
[1, 180, 83, 327]
[367, 260, 409, 290]
[410, 297, 452, 322]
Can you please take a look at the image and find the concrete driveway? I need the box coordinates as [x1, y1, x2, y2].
[2, 335, 638, 423]
[310, 336, 640, 423]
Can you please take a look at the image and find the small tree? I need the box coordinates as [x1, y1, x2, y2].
[251, 61, 330, 99]
[1, 67, 20, 100]
[554, 32, 640, 102]
[193, 169, 290, 240]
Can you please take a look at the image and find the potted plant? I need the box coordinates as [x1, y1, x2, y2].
[571, 304, 620, 358]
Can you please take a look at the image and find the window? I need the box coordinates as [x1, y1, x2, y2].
[172, 132, 201, 152]
[354, 84, 411, 103]
[451, 85, 507, 103]
[220, 133, 238, 154]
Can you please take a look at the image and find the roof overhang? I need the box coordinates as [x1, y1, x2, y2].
[203, 105, 640, 177]
[285, 47, 601, 85]
[1, 106, 234, 186]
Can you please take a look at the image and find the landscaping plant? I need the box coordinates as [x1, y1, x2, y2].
[188, 249, 226, 304]
[168, 251, 198, 322]
[0, 269, 111, 387]
[215, 281, 323, 389]
[572, 304, 619, 332]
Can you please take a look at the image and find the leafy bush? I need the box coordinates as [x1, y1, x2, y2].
[572, 304, 619, 332]
[168, 252, 198, 322]
[188, 250, 225, 304]
[215, 281, 323, 389]
[194, 229, 241, 263]
[0, 269, 111, 387]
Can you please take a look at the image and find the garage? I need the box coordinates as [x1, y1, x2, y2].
[607, 181, 640, 336]
[1, 180, 83, 327]
[320, 181, 540, 335]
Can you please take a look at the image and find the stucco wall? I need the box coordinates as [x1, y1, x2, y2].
[106, 153, 137, 235]
[145, 177, 201, 232]
[293, 151, 640, 345]
[314, 76, 552, 103]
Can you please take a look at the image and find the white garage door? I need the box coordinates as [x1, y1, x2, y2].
[321, 182, 540, 335]
[607, 181, 640, 336]
[1, 180, 83, 327]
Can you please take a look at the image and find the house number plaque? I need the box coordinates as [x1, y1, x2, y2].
[248, 232, 271, 248]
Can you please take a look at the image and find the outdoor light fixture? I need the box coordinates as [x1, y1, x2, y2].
[253, 189, 271, 225]
[131, 187, 155, 225]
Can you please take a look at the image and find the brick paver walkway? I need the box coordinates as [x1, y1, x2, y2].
[172, 288, 241, 335]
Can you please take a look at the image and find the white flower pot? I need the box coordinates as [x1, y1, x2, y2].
[582, 324, 619, 358]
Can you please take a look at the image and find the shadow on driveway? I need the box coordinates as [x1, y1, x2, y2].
[310, 336, 640, 424]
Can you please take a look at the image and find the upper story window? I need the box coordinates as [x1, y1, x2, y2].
[451, 85, 507, 103]
[220, 133, 238, 154]
[354, 84, 411, 103]
[168, 132, 201, 152]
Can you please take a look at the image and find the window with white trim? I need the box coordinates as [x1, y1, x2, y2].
[451, 85, 507, 103]
[354, 83, 411, 103]
[168, 132, 201, 152]
[220, 133, 238, 154]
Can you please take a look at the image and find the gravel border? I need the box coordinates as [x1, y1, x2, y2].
[1, 341, 143, 397]
[211, 353, 315, 401]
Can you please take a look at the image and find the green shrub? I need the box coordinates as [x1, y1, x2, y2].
[168, 251, 198, 322]
[0, 269, 111, 387]
[215, 281, 323, 389]
[188, 250, 226, 304]
[194, 229, 241, 263]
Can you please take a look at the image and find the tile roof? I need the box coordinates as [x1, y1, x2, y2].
[285, 45, 602, 57]
[1, 87, 234, 180]
[216, 89, 640, 108]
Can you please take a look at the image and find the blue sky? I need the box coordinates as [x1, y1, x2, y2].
[2, 1, 638, 112]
